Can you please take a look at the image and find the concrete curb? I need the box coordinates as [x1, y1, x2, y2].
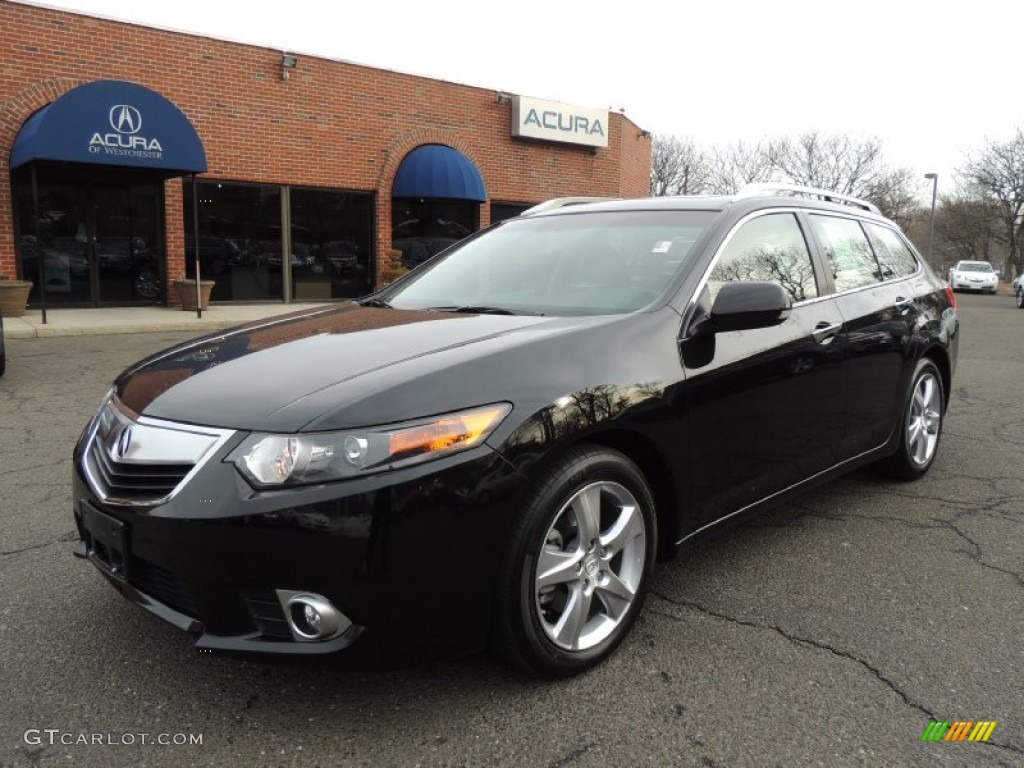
[3, 303, 332, 339]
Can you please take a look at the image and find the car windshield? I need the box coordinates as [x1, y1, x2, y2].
[378, 210, 715, 316]
[957, 262, 993, 272]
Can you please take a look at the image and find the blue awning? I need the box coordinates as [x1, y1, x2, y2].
[10, 80, 206, 175]
[392, 144, 486, 202]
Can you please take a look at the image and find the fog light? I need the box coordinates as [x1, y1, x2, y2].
[279, 591, 350, 641]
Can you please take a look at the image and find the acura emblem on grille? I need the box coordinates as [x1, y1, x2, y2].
[115, 426, 133, 459]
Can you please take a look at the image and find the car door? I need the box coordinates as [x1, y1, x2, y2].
[679, 211, 847, 530]
[805, 213, 914, 457]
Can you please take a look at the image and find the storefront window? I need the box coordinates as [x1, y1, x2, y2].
[391, 200, 477, 269]
[183, 181, 282, 301]
[290, 188, 374, 300]
[184, 182, 374, 301]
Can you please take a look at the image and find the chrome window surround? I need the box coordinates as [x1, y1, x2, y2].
[82, 396, 236, 507]
[687, 207, 925, 319]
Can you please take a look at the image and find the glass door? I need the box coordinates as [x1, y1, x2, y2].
[13, 164, 163, 307]
[92, 182, 161, 304]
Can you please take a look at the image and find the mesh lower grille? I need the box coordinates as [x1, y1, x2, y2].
[129, 557, 201, 618]
[244, 591, 293, 640]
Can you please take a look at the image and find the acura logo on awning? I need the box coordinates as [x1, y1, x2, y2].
[109, 104, 142, 135]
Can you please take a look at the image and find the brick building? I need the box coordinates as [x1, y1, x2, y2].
[0, 1, 651, 309]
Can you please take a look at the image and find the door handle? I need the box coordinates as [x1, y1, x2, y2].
[894, 296, 913, 313]
[811, 321, 842, 344]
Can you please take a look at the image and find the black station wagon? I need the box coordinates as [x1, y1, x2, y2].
[72, 185, 958, 676]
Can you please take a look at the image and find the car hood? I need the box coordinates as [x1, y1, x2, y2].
[114, 303, 565, 431]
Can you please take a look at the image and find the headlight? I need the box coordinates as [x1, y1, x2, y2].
[230, 403, 512, 487]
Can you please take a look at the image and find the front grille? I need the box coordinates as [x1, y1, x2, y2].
[244, 591, 293, 640]
[80, 397, 235, 506]
[129, 557, 201, 618]
[87, 438, 192, 502]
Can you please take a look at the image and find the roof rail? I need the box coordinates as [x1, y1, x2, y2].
[735, 183, 880, 214]
[520, 196, 619, 216]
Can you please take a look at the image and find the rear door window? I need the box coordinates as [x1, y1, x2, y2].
[808, 215, 882, 292]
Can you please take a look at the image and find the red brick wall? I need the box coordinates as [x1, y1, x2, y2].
[0, 0, 650, 290]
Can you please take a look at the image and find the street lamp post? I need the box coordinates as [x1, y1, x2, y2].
[924, 173, 938, 265]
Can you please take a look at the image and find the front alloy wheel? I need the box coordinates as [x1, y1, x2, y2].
[492, 445, 656, 677]
[1016, 287, 1024, 309]
[535, 481, 646, 652]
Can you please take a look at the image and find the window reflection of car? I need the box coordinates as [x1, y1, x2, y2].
[392, 218, 471, 268]
[43, 237, 89, 277]
[185, 236, 241, 275]
[17, 235, 75, 291]
[321, 241, 361, 277]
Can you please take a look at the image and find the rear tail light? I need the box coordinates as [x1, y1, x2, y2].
[944, 285, 956, 309]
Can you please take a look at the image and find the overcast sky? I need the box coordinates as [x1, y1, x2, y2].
[24, 0, 1024, 196]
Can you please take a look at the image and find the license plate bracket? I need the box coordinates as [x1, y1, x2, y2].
[81, 502, 128, 581]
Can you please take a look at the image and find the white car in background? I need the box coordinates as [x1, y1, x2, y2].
[948, 260, 998, 294]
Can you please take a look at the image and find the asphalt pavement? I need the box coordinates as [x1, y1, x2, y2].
[0, 292, 1021, 767]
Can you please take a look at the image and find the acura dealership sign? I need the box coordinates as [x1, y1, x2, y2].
[511, 96, 608, 148]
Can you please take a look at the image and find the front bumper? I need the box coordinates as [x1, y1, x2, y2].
[72, 420, 528, 660]
[952, 278, 997, 291]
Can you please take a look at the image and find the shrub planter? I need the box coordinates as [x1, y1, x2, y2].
[173, 279, 215, 311]
[0, 279, 33, 317]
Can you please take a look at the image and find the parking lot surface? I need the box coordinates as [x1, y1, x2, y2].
[1, 293, 1021, 767]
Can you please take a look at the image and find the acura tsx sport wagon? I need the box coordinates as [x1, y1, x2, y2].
[72, 185, 959, 677]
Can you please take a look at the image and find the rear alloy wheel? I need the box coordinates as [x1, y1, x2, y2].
[493, 445, 656, 677]
[875, 359, 944, 479]
[1017, 287, 1024, 309]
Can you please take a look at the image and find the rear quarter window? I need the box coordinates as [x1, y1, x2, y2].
[865, 223, 919, 279]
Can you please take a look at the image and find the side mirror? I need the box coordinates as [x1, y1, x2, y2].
[709, 281, 791, 332]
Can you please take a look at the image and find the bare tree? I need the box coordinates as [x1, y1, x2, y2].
[861, 167, 920, 231]
[960, 128, 1024, 276]
[650, 135, 711, 196]
[649, 130, 917, 231]
[935, 190, 1004, 268]
[767, 132, 884, 195]
[705, 140, 775, 194]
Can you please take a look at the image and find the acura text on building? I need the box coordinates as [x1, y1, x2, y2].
[511, 95, 609, 148]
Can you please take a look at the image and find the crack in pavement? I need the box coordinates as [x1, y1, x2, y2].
[547, 742, 594, 768]
[648, 591, 1024, 758]
[649, 590, 938, 719]
[0, 530, 78, 557]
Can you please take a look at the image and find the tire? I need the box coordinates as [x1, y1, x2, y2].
[492, 445, 656, 677]
[874, 359, 945, 480]
[1016, 287, 1024, 309]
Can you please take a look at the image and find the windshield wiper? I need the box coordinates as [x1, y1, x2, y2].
[426, 305, 526, 316]
[358, 298, 392, 308]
